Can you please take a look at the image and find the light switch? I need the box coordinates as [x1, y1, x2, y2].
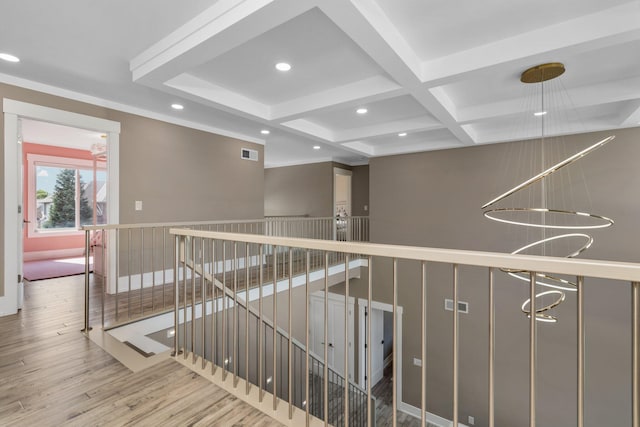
[135, 200, 143, 211]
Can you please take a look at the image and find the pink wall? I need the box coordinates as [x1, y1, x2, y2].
[23, 142, 93, 256]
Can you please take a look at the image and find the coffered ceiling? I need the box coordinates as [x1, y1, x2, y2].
[1, 0, 639, 167]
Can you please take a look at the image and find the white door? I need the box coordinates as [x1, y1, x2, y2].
[309, 296, 325, 357]
[328, 299, 344, 375]
[309, 293, 355, 381]
[16, 118, 24, 309]
[370, 308, 384, 386]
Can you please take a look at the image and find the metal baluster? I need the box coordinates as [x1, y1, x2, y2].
[101, 229, 105, 329]
[83, 230, 90, 333]
[289, 248, 294, 419]
[234, 242, 238, 386]
[163, 227, 166, 309]
[367, 255, 373, 427]
[173, 235, 180, 356]
[453, 264, 459, 427]
[392, 258, 398, 427]
[212, 239, 217, 374]
[201, 237, 206, 369]
[183, 237, 188, 359]
[140, 228, 144, 316]
[632, 281, 639, 427]
[191, 236, 196, 363]
[152, 227, 156, 312]
[324, 251, 329, 427]
[344, 253, 350, 427]
[127, 229, 132, 320]
[489, 268, 495, 427]
[259, 244, 264, 402]
[577, 276, 584, 427]
[116, 229, 120, 322]
[305, 250, 311, 427]
[222, 242, 227, 379]
[529, 271, 537, 427]
[246, 242, 251, 395]
[273, 248, 278, 410]
[421, 261, 427, 427]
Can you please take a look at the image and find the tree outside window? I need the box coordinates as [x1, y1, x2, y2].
[40, 167, 93, 229]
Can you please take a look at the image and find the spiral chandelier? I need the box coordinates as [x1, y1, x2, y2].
[482, 62, 615, 323]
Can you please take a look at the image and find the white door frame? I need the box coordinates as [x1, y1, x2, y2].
[333, 167, 352, 239]
[309, 291, 355, 381]
[357, 298, 403, 402]
[2, 99, 120, 316]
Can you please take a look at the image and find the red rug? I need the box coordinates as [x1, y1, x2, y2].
[23, 257, 93, 281]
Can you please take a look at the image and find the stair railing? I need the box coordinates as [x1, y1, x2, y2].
[171, 227, 640, 427]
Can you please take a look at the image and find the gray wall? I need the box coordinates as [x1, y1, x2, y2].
[1, 82, 264, 297]
[264, 162, 334, 217]
[369, 127, 640, 427]
[264, 162, 369, 218]
[351, 165, 369, 216]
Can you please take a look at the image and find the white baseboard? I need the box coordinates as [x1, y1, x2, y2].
[24, 248, 84, 261]
[383, 353, 392, 369]
[398, 401, 468, 427]
[113, 256, 261, 293]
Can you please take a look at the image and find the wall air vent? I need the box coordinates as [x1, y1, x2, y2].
[241, 148, 258, 161]
[444, 299, 469, 314]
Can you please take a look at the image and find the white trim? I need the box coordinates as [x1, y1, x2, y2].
[357, 298, 403, 399]
[26, 153, 106, 238]
[0, 73, 264, 145]
[23, 248, 84, 262]
[1, 112, 19, 315]
[2, 100, 120, 316]
[397, 401, 469, 427]
[309, 290, 356, 382]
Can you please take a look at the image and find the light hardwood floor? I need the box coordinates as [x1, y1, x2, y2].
[0, 275, 283, 426]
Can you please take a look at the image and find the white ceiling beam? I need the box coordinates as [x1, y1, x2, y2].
[271, 76, 404, 122]
[280, 119, 336, 142]
[165, 73, 270, 119]
[132, 0, 315, 86]
[458, 77, 640, 123]
[319, 0, 475, 145]
[421, 3, 640, 87]
[372, 140, 464, 157]
[473, 120, 619, 145]
[341, 141, 376, 157]
[335, 117, 443, 143]
[619, 100, 640, 127]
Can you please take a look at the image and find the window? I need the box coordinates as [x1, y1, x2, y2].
[28, 154, 106, 237]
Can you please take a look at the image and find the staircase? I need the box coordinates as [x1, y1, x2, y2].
[175, 247, 375, 426]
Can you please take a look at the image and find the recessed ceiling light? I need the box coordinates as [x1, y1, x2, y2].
[0, 53, 20, 63]
[398, 132, 407, 137]
[313, 145, 321, 150]
[261, 129, 270, 135]
[171, 103, 184, 110]
[275, 62, 291, 71]
[356, 108, 368, 114]
[534, 111, 547, 116]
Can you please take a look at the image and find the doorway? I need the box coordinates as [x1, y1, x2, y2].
[309, 291, 355, 382]
[357, 298, 403, 400]
[21, 118, 108, 281]
[2, 99, 120, 315]
[333, 167, 352, 241]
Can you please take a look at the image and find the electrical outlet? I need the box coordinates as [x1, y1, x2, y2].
[468, 415, 475, 425]
[413, 357, 422, 367]
[135, 200, 143, 211]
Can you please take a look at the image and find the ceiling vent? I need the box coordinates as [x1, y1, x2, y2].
[241, 148, 258, 161]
